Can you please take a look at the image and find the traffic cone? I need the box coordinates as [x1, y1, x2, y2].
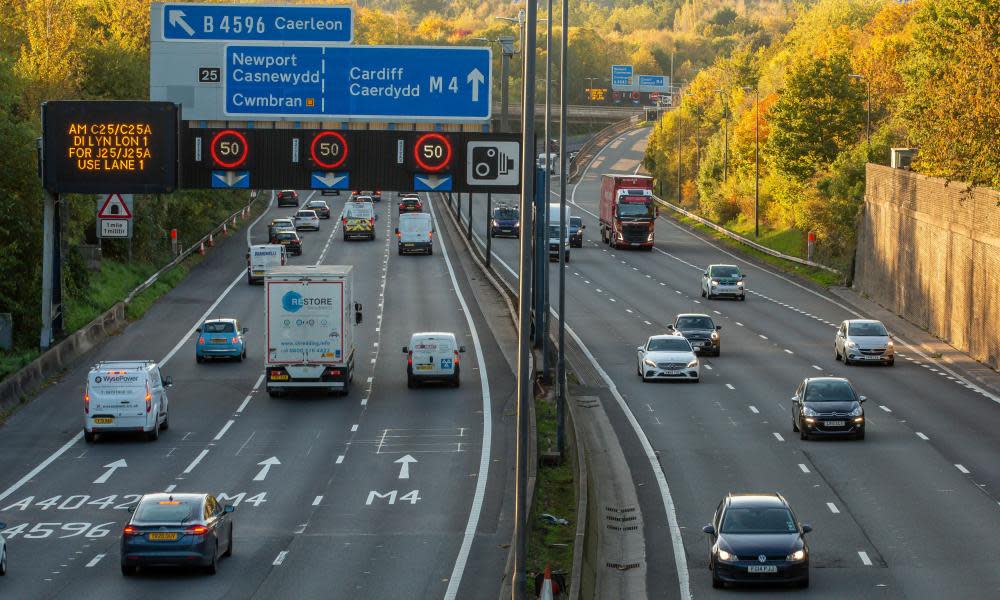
[207, 233, 215, 247]
[198, 241, 205, 256]
[222, 223, 228, 236]
[539, 564, 554, 600]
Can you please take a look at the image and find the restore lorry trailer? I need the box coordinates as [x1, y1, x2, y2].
[599, 175, 657, 250]
[547, 203, 571, 262]
[265, 265, 362, 397]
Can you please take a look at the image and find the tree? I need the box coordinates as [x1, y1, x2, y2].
[765, 51, 864, 181]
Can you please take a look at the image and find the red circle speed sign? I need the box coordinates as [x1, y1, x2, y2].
[413, 133, 452, 172]
[210, 129, 249, 169]
[310, 131, 349, 169]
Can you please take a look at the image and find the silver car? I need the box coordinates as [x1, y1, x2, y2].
[636, 334, 700, 382]
[834, 319, 895, 366]
[701, 264, 746, 300]
[294, 209, 321, 231]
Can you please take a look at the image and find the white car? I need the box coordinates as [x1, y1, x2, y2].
[1, 521, 7, 575]
[294, 210, 320, 231]
[701, 264, 746, 300]
[403, 332, 466, 388]
[636, 334, 700, 382]
[835, 319, 895, 366]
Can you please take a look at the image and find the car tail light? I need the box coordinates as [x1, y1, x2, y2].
[123, 525, 137, 536]
[145, 383, 152, 414]
[323, 368, 342, 377]
[84, 387, 90, 414]
[185, 525, 208, 536]
[342, 217, 347, 225]
[428, 230, 433, 238]
[231, 337, 239, 344]
[453, 350, 460, 366]
[369, 217, 375, 227]
[407, 351, 412, 367]
[198, 336, 205, 344]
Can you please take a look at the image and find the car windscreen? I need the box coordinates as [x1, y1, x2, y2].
[494, 209, 518, 220]
[710, 265, 741, 278]
[647, 338, 691, 352]
[675, 317, 714, 330]
[203, 322, 235, 333]
[570, 216, 582, 227]
[132, 499, 200, 524]
[848, 322, 888, 336]
[277, 232, 297, 240]
[306, 202, 326, 209]
[804, 380, 855, 402]
[721, 507, 797, 534]
[617, 201, 653, 218]
[399, 216, 430, 233]
[296, 211, 316, 218]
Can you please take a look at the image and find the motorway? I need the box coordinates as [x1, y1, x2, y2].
[458, 127, 1000, 598]
[0, 191, 515, 598]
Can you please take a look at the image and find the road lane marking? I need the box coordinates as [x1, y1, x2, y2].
[85, 554, 105, 568]
[312, 496, 323, 506]
[798, 464, 810, 473]
[725, 384, 735, 390]
[773, 432, 784, 441]
[644, 320, 652, 325]
[858, 551, 872, 566]
[183, 449, 210, 474]
[879, 405, 892, 413]
[273, 551, 288, 566]
[214, 420, 235, 441]
[735, 322, 744, 327]
[827, 502, 840, 514]
[336, 455, 345, 464]
[0, 431, 82, 504]
[625, 308, 633, 313]
[351, 424, 359, 432]
[165, 484, 176, 492]
[955, 464, 970, 474]
[759, 334, 768, 340]
[713, 310, 721, 315]
[784, 349, 794, 354]
[749, 405, 759, 414]
[703, 364, 712, 370]
[916, 432, 929, 440]
[812, 365, 823, 371]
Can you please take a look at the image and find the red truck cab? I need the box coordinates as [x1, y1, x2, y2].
[599, 175, 656, 250]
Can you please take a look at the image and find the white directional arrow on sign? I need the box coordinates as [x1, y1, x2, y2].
[394, 454, 418, 479]
[467, 68, 485, 102]
[93, 459, 127, 484]
[253, 457, 281, 481]
[213, 171, 249, 188]
[169, 10, 196, 36]
[415, 175, 449, 190]
[315, 173, 347, 188]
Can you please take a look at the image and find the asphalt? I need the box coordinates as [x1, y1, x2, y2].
[0, 190, 514, 599]
[458, 127, 1000, 599]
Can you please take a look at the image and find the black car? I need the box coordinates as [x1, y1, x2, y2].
[669, 313, 721, 356]
[490, 206, 520, 238]
[274, 230, 302, 256]
[569, 216, 585, 248]
[399, 197, 423, 213]
[277, 190, 299, 207]
[305, 200, 331, 219]
[121, 493, 234, 575]
[703, 493, 811, 589]
[792, 377, 866, 440]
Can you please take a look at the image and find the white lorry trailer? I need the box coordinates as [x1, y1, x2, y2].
[264, 265, 362, 397]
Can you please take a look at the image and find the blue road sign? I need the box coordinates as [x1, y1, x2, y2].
[638, 75, 669, 92]
[611, 64, 634, 87]
[413, 173, 452, 191]
[212, 171, 250, 188]
[224, 45, 492, 121]
[161, 3, 353, 44]
[311, 172, 350, 189]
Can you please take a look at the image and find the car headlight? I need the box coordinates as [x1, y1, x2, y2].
[687, 358, 699, 368]
[886, 340, 894, 348]
[845, 341, 858, 349]
[849, 406, 863, 417]
[787, 549, 806, 561]
[802, 407, 818, 417]
[711, 280, 719, 286]
[716, 548, 734, 561]
[514, 221, 520, 228]
[647, 232, 654, 242]
[710, 331, 719, 340]
[737, 281, 744, 287]
[643, 358, 657, 367]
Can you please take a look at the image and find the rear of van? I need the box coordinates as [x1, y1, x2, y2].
[84, 361, 169, 442]
[396, 213, 433, 255]
[404, 333, 463, 388]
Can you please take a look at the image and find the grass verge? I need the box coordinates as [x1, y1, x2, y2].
[527, 391, 576, 584]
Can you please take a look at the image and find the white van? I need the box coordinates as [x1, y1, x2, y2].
[537, 152, 558, 174]
[547, 203, 571, 262]
[403, 332, 466, 388]
[247, 244, 286, 284]
[396, 213, 434, 255]
[84, 361, 172, 443]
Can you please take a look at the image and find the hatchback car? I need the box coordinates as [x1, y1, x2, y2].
[1, 520, 7, 575]
[669, 313, 721, 356]
[121, 493, 234, 576]
[294, 209, 321, 231]
[399, 197, 423, 213]
[835, 319, 894, 366]
[277, 189, 299, 207]
[636, 334, 700, 382]
[490, 206, 520, 238]
[792, 377, 866, 440]
[274, 230, 302, 255]
[403, 332, 466, 388]
[701, 264, 746, 300]
[360, 190, 382, 202]
[569, 216, 585, 247]
[267, 218, 295, 243]
[304, 199, 331, 219]
[196, 319, 247, 363]
[703, 493, 811, 589]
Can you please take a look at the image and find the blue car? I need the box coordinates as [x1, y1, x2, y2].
[195, 319, 247, 362]
[490, 206, 520, 238]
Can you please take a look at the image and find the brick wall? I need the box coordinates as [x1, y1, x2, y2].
[855, 165, 1000, 370]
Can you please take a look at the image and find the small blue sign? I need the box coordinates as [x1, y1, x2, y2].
[211, 171, 250, 188]
[162, 3, 353, 44]
[611, 64, 634, 87]
[311, 172, 350, 189]
[638, 75, 668, 92]
[224, 45, 491, 121]
[413, 174, 452, 191]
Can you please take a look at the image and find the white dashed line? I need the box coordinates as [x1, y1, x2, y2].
[748, 406, 759, 414]
[772, 432, 785, 442]
[759, 334, 768, 340]
[644, 320, 652, 325]
[713, 310, 721, 315]
[312, 496, 323, 506]
[609, 298, 617, 302]
[812, 365, 823, 371]
[798, 464, 810, 473]
[827, 502, 840, 514]
[366, 376, 374, 383]
[596, 288, 603, 293]
[85, 554, 105, 568]
[916, 432, 929, 440]
[703, 364, 712, 370]
[879, 405, 892, 413]
[183, 449, 210, 474]
[955, 464, 970, 474]
[693, 300, 701, 304]
[783, 349, 794, 354]
[626, 308, 633, 313]
[659, 282, 666, 286]
[336, 455, 345, 464]
[735, 322, 744, 327]
[725, 384, 735, 390]
[273, 551, 288, 566]
[351, 424, 359, 432]
[213, 419, 235, 441]
[858, 551, 873, 566]
[164, 484, 176, 493]
[675, 290, 682, 294]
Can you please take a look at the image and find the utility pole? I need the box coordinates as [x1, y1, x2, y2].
[486, 192, 492, 268]
[676, 100, 683, 203]
[743, 86, 760, 238]
[513, 0, 539, 596]
[477, 36, 517, 133]
[718, 89, 728, 182]
[542, 10, 552, 382]
[557, 0, 569, 455]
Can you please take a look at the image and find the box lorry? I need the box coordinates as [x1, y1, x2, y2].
[548, 203, 571, 262]
[599, 175, 657, 250]
[264, 265, 362, 397]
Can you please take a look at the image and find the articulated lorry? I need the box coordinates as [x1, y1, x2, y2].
[599, 175, 657, 250]
[264, 265, 362, 397]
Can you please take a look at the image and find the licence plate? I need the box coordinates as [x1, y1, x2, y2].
[253, 270, 265, 275]
[93, 417, 113, 424]
[404, 243, 414, 247]
[665, 370, 682, 375]
[864, 355, 881, 360]
[211, 338, 228, 344]
[271, 374, 289, 381]
[825, 420, 846, 427]
[416, 365, 433, 371]
[747, 565, 777, 574]
[148, 532, 178, 541]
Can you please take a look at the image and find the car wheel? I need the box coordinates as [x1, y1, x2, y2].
[223, 527, 233, 558]
[887, 358, 894, 366]
[701, 288, 706, 298]
[452, 375, 460, 388]
[692, 377, 700, 384]
[398, 247, 403, 255]
[241, 348, 247, 360]
[428, 247, 433, 255]
[739, 294, 746, 301]
[160, 412, 169, 431]
[792, 416, 799, 432]
[800, 427, 809, 441]
[84, 430, 96, 443]
[712, 568, 723, 589]
[196, 355, 204, 364]
[1, 546, 7, 576]
[844, 356, 852, 366]
[121, 563, 136, 576]
[205, 545, 218, 575]
[835, 347, 841, 361]
[407, 374, 415, 389]
[146, 423, 159, 442]
[797, 573, 810, 588]
[856, 429, 865, 441]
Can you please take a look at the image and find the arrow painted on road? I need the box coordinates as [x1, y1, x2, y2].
[93, 459, 127, 484]
[467, 68, 484, 102]
[253, 456, 281, 481]
[394, 454, 417, 479]
[168, 10, 195, 36]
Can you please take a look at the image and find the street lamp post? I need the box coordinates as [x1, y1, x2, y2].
[475, 36, 517, 134]
[676, 99, 683, 203]
[743, 86, 760, 238]
[849, 73, 871, 154]
[718, 89, 728, 183]
[557, 0, 569, 454]
[586, 76, 598, 104]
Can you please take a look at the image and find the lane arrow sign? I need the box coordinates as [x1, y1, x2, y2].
[93, 459, 127, 484]
[212, 171, 250, 188]
[414, 174, 452, 191]
[467, 68, 485, 102]
[312, 172, 349, 189]
[253, 456, 281, 481]
[395, 455, 417, 479]
[169, 10, 196, 36]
